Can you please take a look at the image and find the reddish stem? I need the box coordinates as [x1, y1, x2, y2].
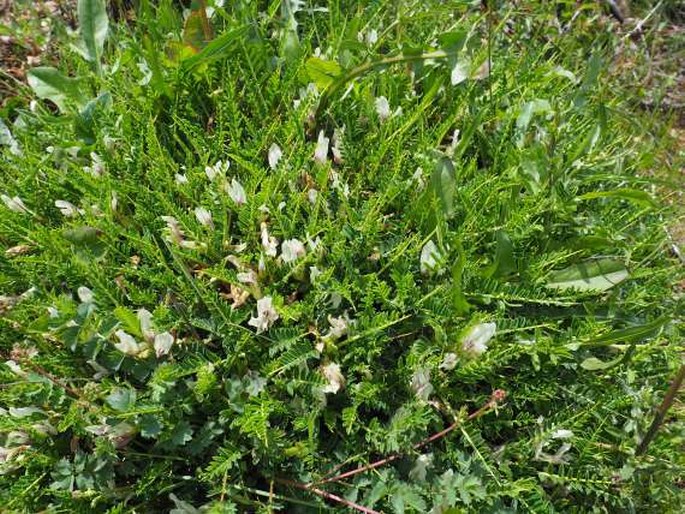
[317, 389, 506, 485]
[276, 478, 381, 514]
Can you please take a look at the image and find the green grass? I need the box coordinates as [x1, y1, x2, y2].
[0, 1, 683, 512]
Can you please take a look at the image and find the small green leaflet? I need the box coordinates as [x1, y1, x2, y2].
[545, 258, 628, 293]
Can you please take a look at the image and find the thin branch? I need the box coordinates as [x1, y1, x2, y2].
[275, 478, 381, 514]
[316, 389, 506, 485]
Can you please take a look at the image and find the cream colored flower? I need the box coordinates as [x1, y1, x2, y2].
[248, 296, 279, 333]
[114, 330, 140, 356]
[375, 96, 391, 122]
[194, 207, 214, 229]
[153, 332, 174, 358]
[322, 362, 345, 394]
[268, 143, 283, 170]
[226, 178, 246, 206]
[2, 194, 29, 214]
[461, 322, 496, 356]
[260, 222, 279, 257]
[420, 240, 442, 274]
[281, 238, 306, 263]
[55, 200, 81, 218]
[313, 130, 329, 164]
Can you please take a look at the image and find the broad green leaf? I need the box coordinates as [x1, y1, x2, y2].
[305, 57, 343, 91]
[577, 188, 657, 209]
[431, 155, 456, 217]
[580, 355, 623, 371]
[76, 0, 108, 68]
[545, 259, 628, 292]
[484, 230, 517, 279]
[582, 317, 668, 347]
[27, 67, 88, 112]
[182, 26, 248, 71]
[106, 388, 136, 411]
[75, 92, 112, 144]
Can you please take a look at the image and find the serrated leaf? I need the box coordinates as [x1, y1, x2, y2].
[77, 0, 108, 68]
[27, 67, 88, 112]
[305, 57, 343, 91]
[545, 259, 628, 293]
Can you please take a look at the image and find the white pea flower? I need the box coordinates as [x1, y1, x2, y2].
[161, 216, 185, 245]
[194, 207, 214, 229]
[114, 330, 140, 356]
[551, 429, 574, 440]
[375, 96, 391, 122]
[47, 306, 59, 318]
[260, 222, 279, 257]
[366, 29, 378, 45]
[439, 352, 458, 371]
[460, 322, 496, 356]
[77, 286, 94, 304]
[248, 296, 279, 333]
[237, 270, 258, 285]
[2, 194, 29, 214]
[226, 178, 246, 206]
[324, 314, 352, 340]
[321, 362, 345, 394]
[446, 129, 461, 156]
[175, 173, 188, 185]
[137, 308, 155, 342]
[281, 238, 306, 263]
[83, 152, 105, 177]
[278, 201, 286, 212]
[308, 188, 318, 205]
[451, 62, 469, 85]
[268, 143, 283, 170]
[205, 159, 229, 181]
[420, 240, 443, 274]
[410, 367, 433, 401]
[313, 130, 329, 164]
[331, 127, 344, 164]
[409, 453, 433, 482]
[55, 200, 81, 218]
[330, 170, 349, 197]
[309, 266, 322, 283]
[153, 332, 174, 358]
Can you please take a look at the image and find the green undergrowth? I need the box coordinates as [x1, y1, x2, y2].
[0, 1, 683, 512]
